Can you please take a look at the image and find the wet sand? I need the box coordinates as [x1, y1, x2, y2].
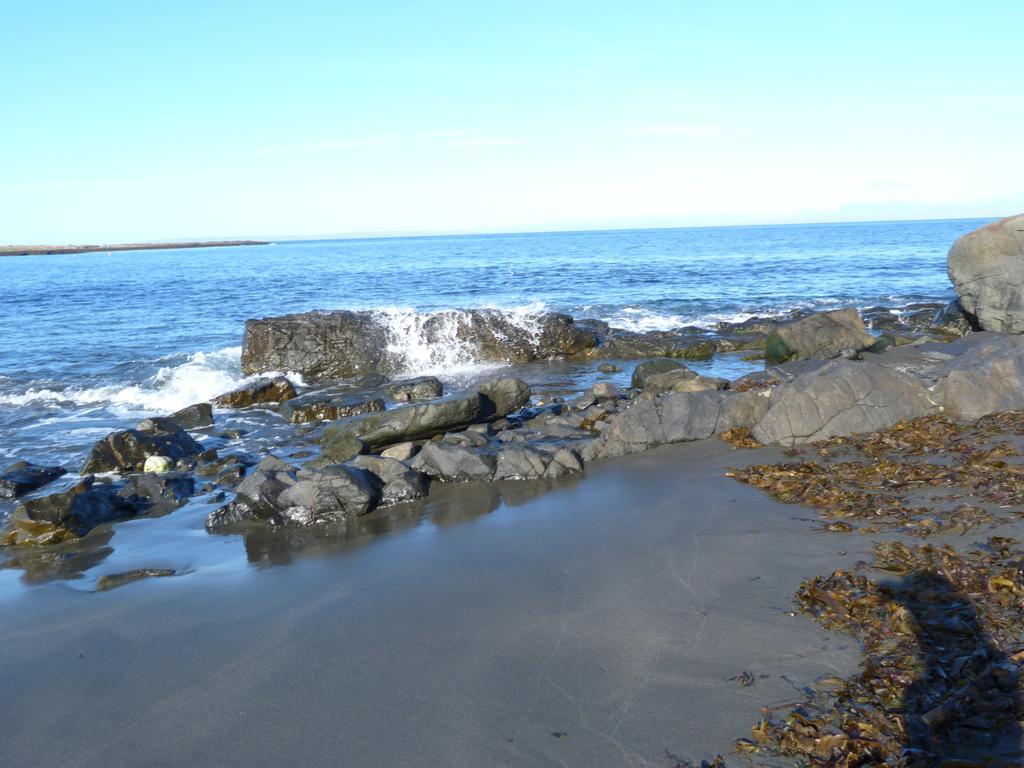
[0, 440, 864, 767]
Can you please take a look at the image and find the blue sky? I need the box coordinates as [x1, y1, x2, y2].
[2, 1, 1022, 243]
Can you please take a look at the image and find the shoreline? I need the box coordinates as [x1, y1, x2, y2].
[0, 240, 269, 257]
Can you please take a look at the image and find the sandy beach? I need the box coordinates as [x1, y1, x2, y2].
[0, 440, 864, 767]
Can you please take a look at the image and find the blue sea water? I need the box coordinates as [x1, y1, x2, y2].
[0, 218, 983, 471]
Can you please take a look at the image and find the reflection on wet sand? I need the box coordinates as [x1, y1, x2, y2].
[240, 475, 584, 567]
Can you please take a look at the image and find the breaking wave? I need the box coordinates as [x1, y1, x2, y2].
[370, 301, 549, 376]
[0, 347, 304, 414]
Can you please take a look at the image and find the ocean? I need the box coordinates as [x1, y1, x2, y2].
[0, 218, 983, 475]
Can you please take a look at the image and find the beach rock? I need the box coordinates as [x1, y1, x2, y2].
[751, 360, 935, 446]
[478, 377, 531, 418]
[349, 455, 415, 485]
[764, 309, 875, 365]
[380, 471, 430, 505]
[82, 421, 205, 475]
[241, 309, 598, 380]
[409, 442, 496, 482]
[935, 334, 1024, 420]
[5, 476, 138, 546]
[166, 402, 214, 429]
[205, 457, 380, 529]
[493, 446, 550, 480]
[320, 433, 366, 463]
[322, 391, 485, 453]
[0, 461, 66, 499]
[380, 442, 418, 461]
[631, 359, 692, 389]
[213, 376, 297, 408]
[597, 362, 621, 373]
[275, 466, 379, 524]
[279, 395, 384, 424]
[387, 376, 443, 402]
[947, 214, 1024, 332]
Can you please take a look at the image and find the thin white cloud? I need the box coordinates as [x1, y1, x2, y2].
[609, 123, 720, 138]
[258, 135, 395, 156]
[429, 130, 526, 148]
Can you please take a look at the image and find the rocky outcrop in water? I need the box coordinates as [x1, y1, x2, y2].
[387, 376, 443, 402]
[241, 310, 598, 380]
[280, 395, 385, 424]
[948, 213, 1024, 333]
[82, 419, 206, 474]
[213, 376, 297, 408]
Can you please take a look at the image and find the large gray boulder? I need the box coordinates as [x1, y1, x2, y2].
[241, 309, 598, 380]
[947, 214, 1024, 333]
[764, 309, 875, 364]
[594, 389, 771, 458]
[935, 333, 1024, 420]
[751, 360, 935, 446]
[630, 359, 692, 389]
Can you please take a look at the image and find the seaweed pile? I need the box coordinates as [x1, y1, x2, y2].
[727, 413, 1024, 765]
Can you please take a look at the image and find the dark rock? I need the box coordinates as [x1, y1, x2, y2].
[82, 421, 205, 475]
[947, 214, 1024, 333]
[478, 377, 532, 418]
[600, 331, 715, 361]
[96, 568, 176, 591]
[241, 309, 598, 380]
[631, 359, 692, 389]
[597, 362, 621, 373]
[279, 395, 385, 424]
[166, 402, 214, 429]
[387, 376, 443, 402]
[409, 442, 497, 482]
[205, 456, 380, 529]
[0, 461, 66, 499]
[213, 376, 297, 408]
[764, 309, 875, 364]
[118, 472, 195, 515]
[5, 477, 138, 545]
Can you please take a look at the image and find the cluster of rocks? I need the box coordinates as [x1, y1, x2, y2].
[4, 215, 1024, 554]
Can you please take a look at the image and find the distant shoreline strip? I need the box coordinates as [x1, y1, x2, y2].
[0, 240, 269, 257]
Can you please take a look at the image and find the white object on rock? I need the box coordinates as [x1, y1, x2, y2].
[144, 455, 173, 474]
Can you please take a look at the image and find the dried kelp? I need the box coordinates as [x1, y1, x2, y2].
[720, 426, 761, 449]
[737, 542, 1024, 766]
[727, 413, 1024, 537]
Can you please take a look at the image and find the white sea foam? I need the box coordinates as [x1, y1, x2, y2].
[0, 346, 305, 415]
[370, 301, 549, 377]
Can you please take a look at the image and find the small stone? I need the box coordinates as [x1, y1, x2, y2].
[144, 455, 174, 475]
[380, 442, 418, 461]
